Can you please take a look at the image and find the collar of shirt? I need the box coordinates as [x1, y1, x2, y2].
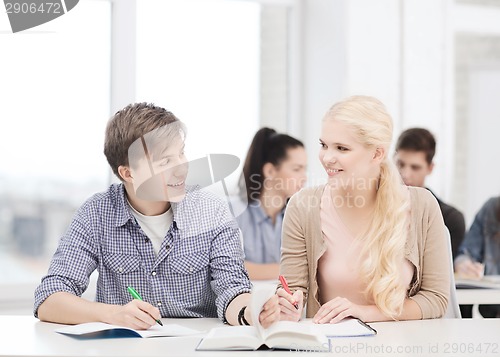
[113, 184, 201, 231]
[247, 200, 285, 224]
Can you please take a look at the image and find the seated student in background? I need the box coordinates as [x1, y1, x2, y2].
[235, 127, 307, 280]
[277, 96, 450, 323]
[394, 128, 465, 259]
[34, 103, 279, 329]
[455, 196, 500, 318]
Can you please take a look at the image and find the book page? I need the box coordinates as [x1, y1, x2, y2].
[264, 321, 329, 351]
[195, 326, 262, 350]
[56, 322, 202, 338]
[249, 282, 277, 340]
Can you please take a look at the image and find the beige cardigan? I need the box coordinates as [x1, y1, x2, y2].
[280, 185, 450, 319]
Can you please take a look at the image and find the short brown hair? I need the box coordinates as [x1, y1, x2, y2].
[395, 127, 436, 165]
[104, 102, 180, 180]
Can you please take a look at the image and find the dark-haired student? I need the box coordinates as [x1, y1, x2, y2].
[34, 103, 279, 329]
[234, 127, 307, 280]
[394, 128, 465, 259]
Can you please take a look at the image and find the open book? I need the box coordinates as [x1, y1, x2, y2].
[56, 322, 202, 339]
[196, 283, 376, 351]
[455, 275, 500, 289]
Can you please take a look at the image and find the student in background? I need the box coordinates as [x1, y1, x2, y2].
[278, 96, 450, 323]
[394, 128, 466, 259]
[455, 196, 500, 318]
[34, 103, 279, 329]
[236, 127, 307, 280]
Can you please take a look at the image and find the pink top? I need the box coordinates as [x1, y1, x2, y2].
[317, 185, 414, 305]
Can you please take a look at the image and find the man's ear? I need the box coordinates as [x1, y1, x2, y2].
[373, 147, 386, 163]
[118, 165, 133, 183]
[262, 162, 276, 180]
[428, 161, 435, 175]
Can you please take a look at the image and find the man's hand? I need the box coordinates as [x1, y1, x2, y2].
[455, 256, 484, 279]
[258, 294, 280, 328]
[105, 300, 161, 330]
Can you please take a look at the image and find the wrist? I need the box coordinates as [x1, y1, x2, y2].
[101, 303, 120, 324]
[238, 306, 251, 326]
[359, 305, 379, 322]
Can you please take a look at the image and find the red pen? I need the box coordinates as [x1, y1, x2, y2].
[279, 275, 299, 310]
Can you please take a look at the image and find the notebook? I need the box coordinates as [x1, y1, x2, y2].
[56, 322, 202, 338]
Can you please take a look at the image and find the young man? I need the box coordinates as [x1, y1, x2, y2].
[394, 128, 465, 259]
[34, 103, 279, 329]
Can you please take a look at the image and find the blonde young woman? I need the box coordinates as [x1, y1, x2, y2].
[277, 96, 450, 323]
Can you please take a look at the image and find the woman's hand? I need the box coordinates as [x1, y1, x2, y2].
[313, 297, 364, 324]
[105, 300, 161, 330]
[277, 288, 303, 322]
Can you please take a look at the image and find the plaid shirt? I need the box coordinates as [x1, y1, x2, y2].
[34, 184, 251, 322]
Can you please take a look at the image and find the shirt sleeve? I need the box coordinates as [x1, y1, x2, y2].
[457, 200, 491, 262]
[209, 201, 252, 322]
[410, 191, 450, 319]
[280, 192, 310, 302]
[33, 206, 98, 317]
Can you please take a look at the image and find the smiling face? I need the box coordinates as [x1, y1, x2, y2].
[318, 120, 382, 190]
[129, 133, 188, 203]
[149, 135, 188, 202]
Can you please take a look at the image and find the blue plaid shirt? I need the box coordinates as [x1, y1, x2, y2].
[34, 184, 251, 322]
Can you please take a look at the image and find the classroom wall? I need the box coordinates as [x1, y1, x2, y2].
[294, 0, 453, 194]
[286, 0, 500, 227]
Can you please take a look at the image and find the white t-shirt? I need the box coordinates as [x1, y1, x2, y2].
[128, 202, 173, 256]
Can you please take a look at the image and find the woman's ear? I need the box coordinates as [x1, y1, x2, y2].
[262, 162, 276, 180]
[118, 165, 133, 183]
[373, 147, 386, 163]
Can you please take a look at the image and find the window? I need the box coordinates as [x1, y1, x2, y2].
[0, 0, 111, 311]
[136, 0, 261, 192]
[0, 0, 295, 313]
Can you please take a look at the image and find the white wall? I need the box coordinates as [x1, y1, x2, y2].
[300, 0, 348, 186]
[466, 67, 500, 225]
[297, 0, 455, 196]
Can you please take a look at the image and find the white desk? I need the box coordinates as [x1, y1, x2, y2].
[1, 316, 499, 357]
[456, 288, 500, 305]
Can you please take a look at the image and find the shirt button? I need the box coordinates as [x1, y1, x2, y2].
[118, 267, 124, 273]
[165, 244, 170, 250]
[189, 267, 194, 273]
[152, 271, 157, 276]
[157, 302, 162, 307]
[145, 238, 149, 243]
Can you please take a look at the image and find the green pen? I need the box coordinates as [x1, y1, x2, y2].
[127, 286, 163, 326]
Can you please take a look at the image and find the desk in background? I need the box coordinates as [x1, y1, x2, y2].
[1, 316, 499, 357]
[456, 288, 500, 305]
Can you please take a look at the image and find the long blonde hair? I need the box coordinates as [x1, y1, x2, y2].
[324, 95, 409, 319]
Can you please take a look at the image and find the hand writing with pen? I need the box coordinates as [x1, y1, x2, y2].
[455, 249, 485, 280]
[277, 275, 368, 324]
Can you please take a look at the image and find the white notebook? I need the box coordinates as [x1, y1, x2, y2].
[56, 322, 203, 338]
